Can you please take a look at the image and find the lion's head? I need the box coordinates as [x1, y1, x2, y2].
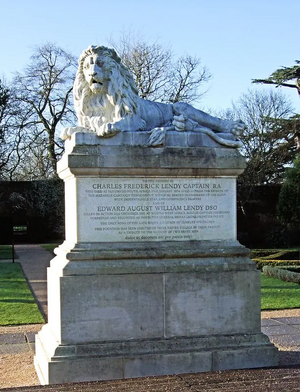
[73, 45, 140, 132]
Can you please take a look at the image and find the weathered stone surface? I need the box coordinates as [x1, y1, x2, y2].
[63, 177, 237, 244]
[35, 321, 277, 384]
[58, 133, 246, 179]
[213, 346, 279, 370]
[57, 273, 164, 344]
[34, 138, 278, 385]
[54, 239, 250, 262]
[46, 255, 261, 345]
[164, 270, 261, 337]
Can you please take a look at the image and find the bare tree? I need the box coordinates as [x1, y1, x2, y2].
[0, 78, 10, 173]
[1, 39, 210, 179]
[11, 43, 77, 177]
[224, 89, 297, 185]
[0, 79, 23, 179]
[167, 55, 211, 104]
[109, 32, 211, 104]
[0, 79, 9, 118]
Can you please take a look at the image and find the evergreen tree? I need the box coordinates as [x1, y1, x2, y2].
[253, 60, 300, 95]
[277, 156, 300, 226]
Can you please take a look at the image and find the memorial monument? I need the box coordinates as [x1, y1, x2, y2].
[34, 46, 278, 385]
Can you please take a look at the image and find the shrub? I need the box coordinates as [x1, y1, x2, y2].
[255, 259, 300, 270]
[250, 249, 279, 258]
[251, 249, 300, 269]
[280, 266, 300, 273]
[263, 265, 300, 284]
[25, 179, 64, 238]
[259, 249, 299, 260]
[264, 226, 289, 248]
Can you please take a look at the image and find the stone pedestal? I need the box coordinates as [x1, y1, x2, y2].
[34, 132, 278, 385]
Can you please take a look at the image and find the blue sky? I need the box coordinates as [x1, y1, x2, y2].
[1, 0, 300, 112]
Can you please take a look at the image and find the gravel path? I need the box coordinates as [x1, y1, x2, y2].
[261, 308, 300, 318]
[0, 352, 40, 389]
[0, 324, 42, 388]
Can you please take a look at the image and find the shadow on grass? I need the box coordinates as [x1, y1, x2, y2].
[0, 299, 36, 304]
[263, 285, 300, 289]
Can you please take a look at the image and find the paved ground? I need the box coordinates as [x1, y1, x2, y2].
[1, 244, 300, 391]
[13, 244, 52, 320]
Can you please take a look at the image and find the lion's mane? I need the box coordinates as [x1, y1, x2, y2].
[73, 46, 140, 132]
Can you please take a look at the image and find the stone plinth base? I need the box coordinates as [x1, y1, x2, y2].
[34, 241, 278, 385]
[35, 328, 276, 384]
[34, 136, 278, 384]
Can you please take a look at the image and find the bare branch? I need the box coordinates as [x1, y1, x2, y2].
[223, 89, 297, 185]
[1, 43, 77, 179]
[109, 32, 210, 104]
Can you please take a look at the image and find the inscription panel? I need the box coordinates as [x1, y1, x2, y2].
[77, 178, 236, 242]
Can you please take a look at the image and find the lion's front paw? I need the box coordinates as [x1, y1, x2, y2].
[148, 127, 165, 146]
[172, 115, 198, 132]
[60, 126, 92, 140]
[60, 127, 80, 140]
[60, 128, 70, 140]
[226, 120, 246, 136]
[96, 123, 119, 138]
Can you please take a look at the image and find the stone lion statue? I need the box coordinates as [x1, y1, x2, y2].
[61, 45, 245, 147]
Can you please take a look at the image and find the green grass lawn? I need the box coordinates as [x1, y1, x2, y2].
[261, 274, 300, 310]
[0, 263, 44, 325]
[0, 245, 16, 260]
[39, 243, 58, 254]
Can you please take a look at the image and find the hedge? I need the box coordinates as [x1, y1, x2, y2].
[262, 265, 300, 284]
[254, 259, 300, 270]
[251, 249, 300, 260]
[251, 249, 300, 270]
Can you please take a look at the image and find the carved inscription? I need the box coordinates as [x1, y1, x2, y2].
[78, 178, 236, 242]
